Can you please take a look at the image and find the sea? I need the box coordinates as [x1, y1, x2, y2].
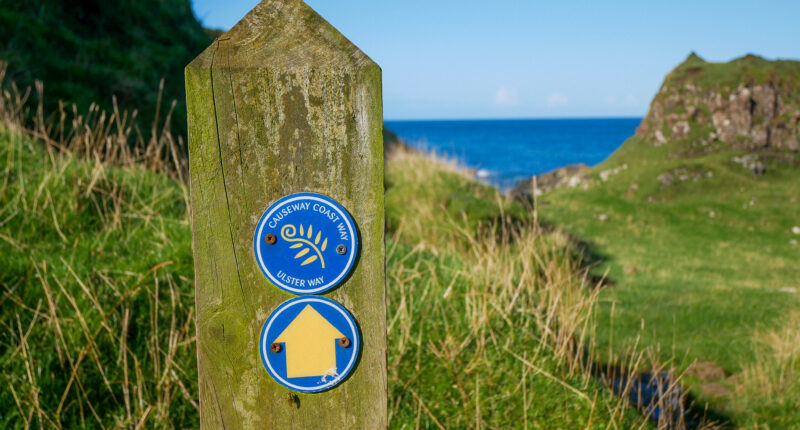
[384, 118, 642, 191]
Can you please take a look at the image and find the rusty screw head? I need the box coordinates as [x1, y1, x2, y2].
[336, 244, 347, 255]
[265, 234, 277, 245]
[270, 343, 282, 353]
[338, 337, 351, 348]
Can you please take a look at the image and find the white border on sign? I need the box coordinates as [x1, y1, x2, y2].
[255, 194, 356, 294]
[260, 297, 359, 392]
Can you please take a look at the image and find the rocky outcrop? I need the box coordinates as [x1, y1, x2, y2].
[635, 54, 800, 152]
[509, 164, 590, 201]
[510, 54, 799, 197]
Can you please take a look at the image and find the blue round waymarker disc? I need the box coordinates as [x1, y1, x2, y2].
[259, 296, 360, 393]
[254, 192, 358, 294]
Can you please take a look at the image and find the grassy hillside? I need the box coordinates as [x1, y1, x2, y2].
[0, 123, 657, 427]
[384, 148, 650, 428]
[0, 0, 212, 137]
[540, 55, 800, 427]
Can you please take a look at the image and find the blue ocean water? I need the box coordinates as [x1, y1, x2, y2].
[385, 118, 641, 190]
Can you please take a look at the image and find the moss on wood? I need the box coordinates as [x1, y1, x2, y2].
[186, 1, 386, 427]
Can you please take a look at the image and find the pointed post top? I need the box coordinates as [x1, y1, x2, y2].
[187, 0, 376, 71]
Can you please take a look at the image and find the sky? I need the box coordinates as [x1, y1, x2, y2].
[191, 0, 800, 120]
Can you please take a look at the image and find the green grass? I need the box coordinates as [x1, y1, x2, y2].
[672, 53, 800, 99]
[539, 132, 800, 425]
[384, 148, 653, 428]
[0, 127, 198, 427]
[731, 311, 800, 427]
[385, 147, 526, 245]
[0, 128, 653, 428]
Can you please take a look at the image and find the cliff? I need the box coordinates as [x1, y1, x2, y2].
[635, 53, 800, 152]
[511, 54, 800, 200]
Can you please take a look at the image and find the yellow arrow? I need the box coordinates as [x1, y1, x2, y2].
[274, 305, 345, 378]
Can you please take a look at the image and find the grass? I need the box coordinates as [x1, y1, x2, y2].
[671, 53, 800, 100]
[0, 126, 198, 427]
[385, 147, 526, 245]
[539, 132, 800, 426]
[384, 147, 653, 428]
[731, 311, 800, 427]
[0, 79, 665, 427]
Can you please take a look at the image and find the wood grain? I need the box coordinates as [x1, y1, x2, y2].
[185, 0, 386, 427]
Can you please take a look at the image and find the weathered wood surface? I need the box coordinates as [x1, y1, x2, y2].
[185, 0, 386, 427]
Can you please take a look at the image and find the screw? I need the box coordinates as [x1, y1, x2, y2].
[271, 343, 282, 353]
[338, 337, 351, 348]
[265, 234, 277, 245]
[336, 244, 347, 255]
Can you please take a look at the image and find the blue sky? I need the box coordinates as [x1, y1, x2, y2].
[192, 1, 800, 120]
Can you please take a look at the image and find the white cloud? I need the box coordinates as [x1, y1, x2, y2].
[605, 93, 638, 106]
[493, 87, 518, 106]
[547, 93, 568, 107]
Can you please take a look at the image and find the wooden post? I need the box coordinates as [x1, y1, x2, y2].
[185, 0, 386, 428]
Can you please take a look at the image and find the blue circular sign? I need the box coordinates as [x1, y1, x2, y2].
[259, 296, 360, 393]
[254, 193, 358, 294]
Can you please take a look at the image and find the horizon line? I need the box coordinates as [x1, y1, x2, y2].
[385, 115, 644, 122]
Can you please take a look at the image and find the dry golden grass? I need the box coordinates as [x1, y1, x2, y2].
[0, 61, 186, 181]
[730, 312, 800, 426]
